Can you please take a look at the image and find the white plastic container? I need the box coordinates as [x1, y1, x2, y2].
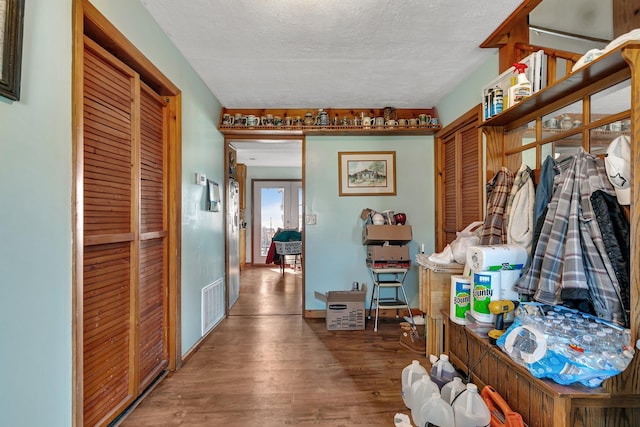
[401, 360, 428, 408]
[441, 376, 467, 405]
[450, 275, 472, 325]
[430, 354, 460, 390]
[410, 376, 440, 423]
[416, 392, 455, 427]
[452, 383, 491, 427]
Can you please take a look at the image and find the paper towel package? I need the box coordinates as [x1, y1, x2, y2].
[466, 244, 527, 271]
[450, 275, 472, 325]
[471, 271, 501, 323]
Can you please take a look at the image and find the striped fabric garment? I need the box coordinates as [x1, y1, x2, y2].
[479, 166, 514, 246]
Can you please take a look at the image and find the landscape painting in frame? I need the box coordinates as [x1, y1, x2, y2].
[338, 151, 396, 196]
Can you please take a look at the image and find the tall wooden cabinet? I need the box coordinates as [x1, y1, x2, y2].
[446, 42, 640, 426]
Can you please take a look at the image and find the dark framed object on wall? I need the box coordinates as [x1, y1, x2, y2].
[0, 0, 25, 101]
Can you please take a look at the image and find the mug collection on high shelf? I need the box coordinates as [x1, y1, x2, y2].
[221, 110, 439, 128]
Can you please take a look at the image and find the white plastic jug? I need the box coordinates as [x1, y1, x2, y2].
[410, 376, 440, 423]
[441, 376, 467, 405]
[452, 383, 491, 427]
[401, 360, 428, 408]
[416, 392, 455, 427]
[430, 354, 459, 390]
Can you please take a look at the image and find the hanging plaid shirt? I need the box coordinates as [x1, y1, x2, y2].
[515, 149, 626, 326]
[480, 167, 514, 245]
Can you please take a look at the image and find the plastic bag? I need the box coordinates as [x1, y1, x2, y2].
[497, 303, 634, 388]
[450, 221, 483, 264]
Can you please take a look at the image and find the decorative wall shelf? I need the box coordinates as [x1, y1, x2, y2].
[218, 107, 441, 136]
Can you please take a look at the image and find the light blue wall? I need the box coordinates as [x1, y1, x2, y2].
[304, 136, 435, 310]
[244, 166, 302, 263]
[0, 1, 73, 424]
[0, 0, 224, 425]
[436, 51, 499, 126]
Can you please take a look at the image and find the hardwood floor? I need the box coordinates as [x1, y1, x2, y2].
[118, 265, 424, 426]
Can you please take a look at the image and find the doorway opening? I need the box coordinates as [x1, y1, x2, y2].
[253, 180, 302, 264]
[225, 138, 305, 316]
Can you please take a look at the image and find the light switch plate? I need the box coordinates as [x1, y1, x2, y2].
[305, 214, 317, 225]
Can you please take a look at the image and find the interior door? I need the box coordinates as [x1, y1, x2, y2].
[252, 180, 302, 264]
[81, 37, 169, 426]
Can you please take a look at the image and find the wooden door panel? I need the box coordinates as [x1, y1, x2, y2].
[139, 239, 167, 388]
[82, 243, 132, 426]
[460, 124, 481, 228]
[83, 43, 137, 426]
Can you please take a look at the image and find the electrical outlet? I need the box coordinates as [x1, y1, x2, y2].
[305, 214, 317, 225]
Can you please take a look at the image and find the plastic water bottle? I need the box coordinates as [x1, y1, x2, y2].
[416, 392, 455, 427]
[452, 383, 491, 427]
[430, 354, 459, 390]
[410, 376, 440, 423]
[401, 360, 427, 408]
[441, 376, 467, 405]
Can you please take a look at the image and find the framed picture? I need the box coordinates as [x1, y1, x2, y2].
[338, 151, 396, 196]
[0, 0, 25, 101]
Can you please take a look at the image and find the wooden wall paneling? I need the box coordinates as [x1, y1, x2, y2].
[613, 0, 640, 38]
[606, 46, 640, 396]
[516, 375, 532, 425]
[483, 126, 504, 182]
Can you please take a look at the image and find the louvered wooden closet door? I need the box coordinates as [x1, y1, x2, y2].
[82, 39, 168, 426]
[459, 123, 481, 228]
[440, 117, 482, 248]
[138, 85, 169, 390]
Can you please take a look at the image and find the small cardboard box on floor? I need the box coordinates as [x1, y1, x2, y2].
[315, 287, 366, 330]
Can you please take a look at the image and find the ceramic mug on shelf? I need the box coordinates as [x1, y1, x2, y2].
[362, 116, 374, 128]
[397, 118, 408, 127]
[430, 117, 439, 126]
[610, 121, 623, 132]
[234, 113, 244, 126]
[222, 113, 234, 125]
[408, 118, 419, 127]
[246, 115, 260, 127]
[385, 119, 398, 127]
[375, 116, 385, 127]
[284, 116, 293, 126]
[418, 113, 431, 125]
[543, 117, 559, 129]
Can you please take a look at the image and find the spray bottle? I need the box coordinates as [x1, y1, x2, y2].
[508, 63, 531, 108]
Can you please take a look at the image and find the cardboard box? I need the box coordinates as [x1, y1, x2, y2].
[362, 225, 412, 245]
[366, 245, 410, 261]
[315, 290, 366, 330]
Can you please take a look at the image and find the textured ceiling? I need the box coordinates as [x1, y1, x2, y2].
[139, 0, 610, 167]
[140, 0, 523, 109]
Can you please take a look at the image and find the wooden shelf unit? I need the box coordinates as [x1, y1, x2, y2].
[446, 318, 628, 426]
[218, 108, 441, 136]
[463, 41, 640, 425]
